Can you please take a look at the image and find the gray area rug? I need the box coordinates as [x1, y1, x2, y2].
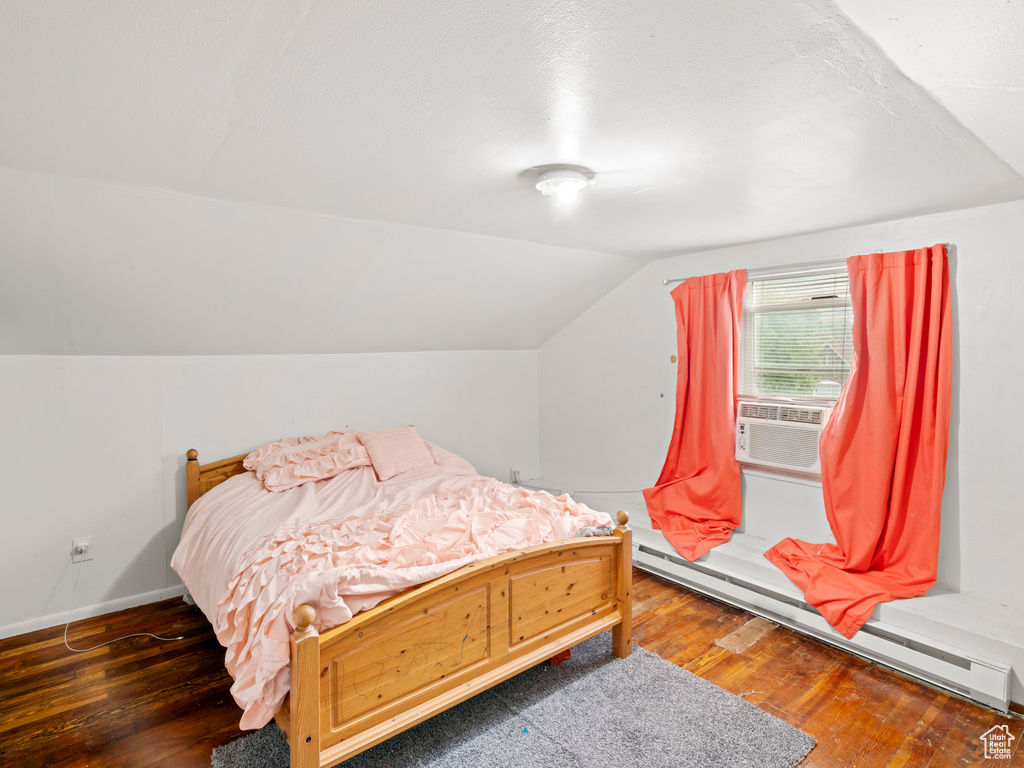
[211, 633, 815, 767]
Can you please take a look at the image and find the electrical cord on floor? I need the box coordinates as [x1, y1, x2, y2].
[63, 559, 185, 653]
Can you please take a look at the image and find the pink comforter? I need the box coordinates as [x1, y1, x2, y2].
[171, 444, 612, 729]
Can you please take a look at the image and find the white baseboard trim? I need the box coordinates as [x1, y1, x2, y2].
[633, 541, 1014, 713]
[0, 585, 187, 641]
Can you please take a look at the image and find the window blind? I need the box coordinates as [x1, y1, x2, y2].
[739, 268, 853, 400]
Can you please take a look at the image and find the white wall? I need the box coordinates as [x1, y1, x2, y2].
[0, 350, 539, 636]
[539, 198, 1024, 612]
[0, 167, 642, 356]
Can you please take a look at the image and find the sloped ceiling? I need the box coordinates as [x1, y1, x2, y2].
[1, 0, 1022, 354]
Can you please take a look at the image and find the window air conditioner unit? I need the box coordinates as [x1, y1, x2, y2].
[735, 400, 831, 473]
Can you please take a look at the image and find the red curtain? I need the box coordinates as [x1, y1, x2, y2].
[765, 244, 952, 638]
[643, 270, 747, 561]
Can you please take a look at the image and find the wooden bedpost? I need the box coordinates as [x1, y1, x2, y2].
[611, 510, 633, 658]
[290, 605, 321, 768]
[185, 449, 200, 509]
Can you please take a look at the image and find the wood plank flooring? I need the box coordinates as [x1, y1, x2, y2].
[1, 570, 1020, 767]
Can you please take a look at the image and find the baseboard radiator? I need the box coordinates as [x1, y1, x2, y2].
[634, 544, 1011, 713]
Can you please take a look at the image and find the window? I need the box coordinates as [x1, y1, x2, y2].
[739, 261, 853, 402]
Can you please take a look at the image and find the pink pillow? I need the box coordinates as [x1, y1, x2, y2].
[357, 426, 435, 481]
[243, 431, 370, 492]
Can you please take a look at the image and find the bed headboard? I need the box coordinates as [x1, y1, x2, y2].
[185, 449, 250, 508]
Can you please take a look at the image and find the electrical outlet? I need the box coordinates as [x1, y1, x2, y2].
[71, 537, 93, 563]
[510, 468, 521, 484]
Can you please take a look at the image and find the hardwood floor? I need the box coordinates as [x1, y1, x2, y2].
[2, 570, 1020, 767]
[0, 599, 241, 767]
[630, 571, 1023, 767]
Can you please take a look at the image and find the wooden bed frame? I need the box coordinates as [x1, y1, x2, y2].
[186, 448, 633, 768]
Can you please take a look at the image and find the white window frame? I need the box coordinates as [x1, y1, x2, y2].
[739, 258, 853, 407]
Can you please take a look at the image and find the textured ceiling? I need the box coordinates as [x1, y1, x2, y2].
[1, 0, 1022, 354]
[834, 0, 1024, 178]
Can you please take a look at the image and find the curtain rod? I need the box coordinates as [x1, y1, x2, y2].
[662, 244, 952, 287]
[663, 257, 846, 286]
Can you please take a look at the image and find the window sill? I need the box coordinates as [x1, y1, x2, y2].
[740, 466, 822, 488]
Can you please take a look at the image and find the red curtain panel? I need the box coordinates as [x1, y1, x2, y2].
[765, 244, 953, 637]
[643, 270, 747, 561]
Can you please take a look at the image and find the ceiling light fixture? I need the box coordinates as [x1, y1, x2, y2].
[535, 167, 591, 204]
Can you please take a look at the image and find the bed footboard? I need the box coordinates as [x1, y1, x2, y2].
[276, 512, 633, 768]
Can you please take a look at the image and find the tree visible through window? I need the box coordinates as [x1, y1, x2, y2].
[740, 268, 853, 401]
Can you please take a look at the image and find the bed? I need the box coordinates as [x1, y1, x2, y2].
[176, 429, 632, 768]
